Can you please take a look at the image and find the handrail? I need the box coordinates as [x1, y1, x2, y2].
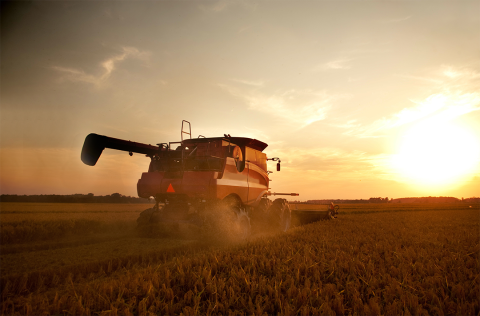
[181, 120, 191, 141]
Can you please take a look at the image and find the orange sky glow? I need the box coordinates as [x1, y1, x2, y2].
[1, 1, 479, 200]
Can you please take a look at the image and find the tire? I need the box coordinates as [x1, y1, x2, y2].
[204, 197, 251, 241]
[267, 199, 291, 232]
[334, 205, 339, 216]
[251, 198, 272, 228]
[136, 207, 161, 237]
[136, 204, 184, 237]
[231, 207, 251, 241]
[136, 208, 157, 226]
[224, 196, 251, 240]
[327, 205, 340, 219]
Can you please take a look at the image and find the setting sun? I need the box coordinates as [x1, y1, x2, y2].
[393, 120, 480, 187]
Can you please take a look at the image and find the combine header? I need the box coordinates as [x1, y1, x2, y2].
[81, 121, 337, 239]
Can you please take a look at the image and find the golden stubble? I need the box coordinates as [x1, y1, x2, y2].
[1, 202, 479, 315]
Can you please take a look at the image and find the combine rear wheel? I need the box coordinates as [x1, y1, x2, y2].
[267, 198, 291, 232]
[250, 198, 272, 232]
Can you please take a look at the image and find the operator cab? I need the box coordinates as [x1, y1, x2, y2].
[147, 136, 268, 175]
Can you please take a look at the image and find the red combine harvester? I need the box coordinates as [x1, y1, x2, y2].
[81, 121, 337, 239]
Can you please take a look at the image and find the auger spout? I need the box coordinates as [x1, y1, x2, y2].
[81, 133, 159, 166]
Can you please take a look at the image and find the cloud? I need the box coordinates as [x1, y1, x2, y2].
[313, 42, 394, 73]
[270, 146, 395, 182]
[230, 78, 264, 86]
[342, 65, 480, 138]
[331, 119, 360, 129]
[439, 65, 480, 84]
[199, 0, 257, 13]
[210, 0, 230, 12]
[267, 145, 417, 199]
[238, 25, 252, 34]
[219, 83, 346, 128]
[243, 127, 271, 141]
[381, 16, 412, 24]
[395, 74, 443, 84]
[50, 66, 99, 85]
[52, 46, 150, 87]
[340, 47, 391, 56]
[313, 58, 353, 71]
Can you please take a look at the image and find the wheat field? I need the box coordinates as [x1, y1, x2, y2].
[1, 202, 478, 315]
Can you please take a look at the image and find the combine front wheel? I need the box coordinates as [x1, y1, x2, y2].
[137, 207, 155, 226]
[267, 199, 291, 232]
[231, 207, 251, 241]
[136, 207, 163, 237]
[202, 197, 251, 241]
[221, 197, 251, 241]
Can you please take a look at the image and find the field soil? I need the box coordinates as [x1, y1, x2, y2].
[1, 202, 478, 315]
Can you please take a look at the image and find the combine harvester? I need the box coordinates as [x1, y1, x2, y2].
[81, 121, 338, 239]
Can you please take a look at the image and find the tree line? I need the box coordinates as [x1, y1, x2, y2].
[0, 193, 154, 204]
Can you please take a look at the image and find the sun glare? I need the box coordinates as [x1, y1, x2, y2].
[393, 120, 480, 188]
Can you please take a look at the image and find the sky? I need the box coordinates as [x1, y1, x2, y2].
[1, 0, 479, 200]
